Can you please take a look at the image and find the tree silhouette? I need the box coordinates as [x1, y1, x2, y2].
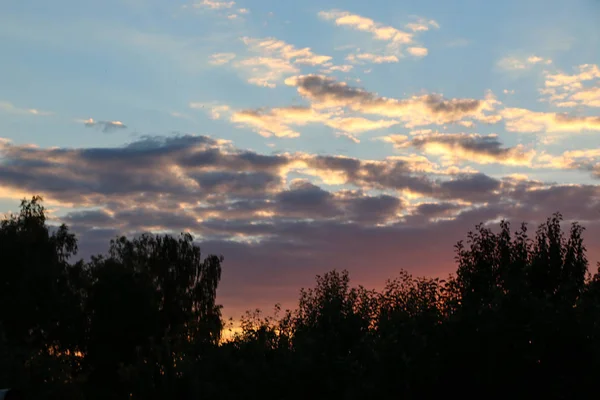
[0, 197, 599, 399]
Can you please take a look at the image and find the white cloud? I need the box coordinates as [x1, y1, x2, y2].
[318, 10, 434, 62]
[346, 53, 399, 64]
[0, 101, 53, 116]
[497, 54, 552, 71]
[209, 52, 236, 65]
[192, 0, 235, 9]
[405, 18, 439, 32]
[318, 10, 414, 44]
[407, 47, 428, 57]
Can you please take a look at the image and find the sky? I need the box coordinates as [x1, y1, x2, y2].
[1, 0, 600, 319]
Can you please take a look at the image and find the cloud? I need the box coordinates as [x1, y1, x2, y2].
[405, 18, 440, 32]
[189, 102, 233, 120]
[541, 64, 600, 108]
[3, 134, 600, 318]
[82, 118, 127, 133]
[192, 0, 235, 9]
[0, 101, 53, 116]
[335, 132, 361, 143]
[209, 52, 236, 65]
[497, 54, 552, 71]
[242, 37, 332, 66]
[346, 53, 399, 64]
[0, 133, 518, 208]
[285, 74, 501, 127]
[570, 87, 600, 107]
[230, 106, 329, 138]
[501, 108, 600, 133]
[325, 116, 399, 133]
[537, 148, 600, 178]
[236, 37, 333, 87]
[545, 64, 600, 89]
[321, 64, 354, 74]
[225, 102, 400, 138]
[318, 10, 435, 61]
[318, 10, 413, 45]
[407, 47, 428, 57]
[384, 132, 536, 166]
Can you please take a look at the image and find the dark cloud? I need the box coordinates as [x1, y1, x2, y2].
[3, 133, 600, 320]
[0, 134, 511, 207]
[275, 181, 340, 218]
[424, 94, 481, 115]
[437, 173, 501, 202]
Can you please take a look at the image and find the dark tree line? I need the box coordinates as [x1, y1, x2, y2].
[0, 197, 599, 399]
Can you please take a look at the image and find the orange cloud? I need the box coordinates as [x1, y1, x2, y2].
[237, 37, 333, 87]
[501, 108, 600, 133]
[542, 64, 600, 108]
[285, 75, 501, 127]
[382, 133, 535, 166]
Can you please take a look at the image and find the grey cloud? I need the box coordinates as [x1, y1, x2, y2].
[84, 118, 127, 133]
[415, 202, 462, 218]
[192, 171, 282, 197]
[412, 134, 512, 157]
[437, 173, 501, 202]
[343, 194, 403, 223]
[0, 134, 526, 209]
[424, 94, 481, 115]
[275, 181, 341, 218]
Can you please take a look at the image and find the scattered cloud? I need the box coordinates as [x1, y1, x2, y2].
[82, 118, 127, 133]
[236, 37, 332, 87]
[497, 54, 552, 71]
[405, 17, 439, 32]
[0, 101, 53, 116]
[189, 102, 232, 120]
[335, 131, 361, 143]
[209, 52, 237, 65]
[192, 0, 235, 10]
[346, 53, 399, 64]
[541, 64, 600, 108]
[318, 10, 434, 60]
[318, 10, 413, 44]
[321, 64, 354, 74]
[407, 47, 428, 57]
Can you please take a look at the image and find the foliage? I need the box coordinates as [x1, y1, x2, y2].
[0, 198, 599, 399]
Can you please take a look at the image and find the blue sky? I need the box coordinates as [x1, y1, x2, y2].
[1, 0, 600, 317]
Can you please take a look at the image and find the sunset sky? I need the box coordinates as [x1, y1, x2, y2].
[1, 0, 600, 319]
